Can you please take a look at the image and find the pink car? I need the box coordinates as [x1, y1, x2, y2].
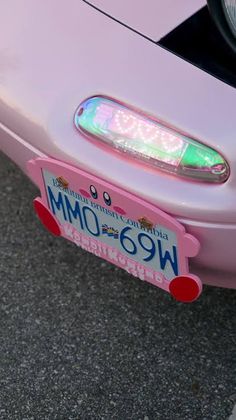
[1, 1, 236, 302]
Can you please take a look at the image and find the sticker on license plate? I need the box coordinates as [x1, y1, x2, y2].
[28, 157, 201, 300]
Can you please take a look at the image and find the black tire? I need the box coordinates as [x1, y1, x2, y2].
[207, 0, 236, 54]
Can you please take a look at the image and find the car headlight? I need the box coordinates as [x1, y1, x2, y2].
[208, 0, 236, 53]
[74, 96, 229, 183]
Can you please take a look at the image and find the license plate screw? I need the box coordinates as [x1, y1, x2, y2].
[138, 217, 154, 230]
[56, 176, 69, 188]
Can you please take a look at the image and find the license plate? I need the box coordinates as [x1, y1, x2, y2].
[28, 157, 201, 300]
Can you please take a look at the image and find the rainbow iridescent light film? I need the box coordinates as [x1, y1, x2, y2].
[74, 97, 229, 183]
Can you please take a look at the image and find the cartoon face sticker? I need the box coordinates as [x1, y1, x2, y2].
[78, 184, 126, 215]
[103, 191, 111, 206]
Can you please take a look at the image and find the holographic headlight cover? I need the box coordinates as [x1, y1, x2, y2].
[74, 96, 229, 183]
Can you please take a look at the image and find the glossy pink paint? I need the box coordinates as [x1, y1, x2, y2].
[0, 1, 236, 294]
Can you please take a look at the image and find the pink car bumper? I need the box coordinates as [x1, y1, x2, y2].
[1, 1, 236, 299]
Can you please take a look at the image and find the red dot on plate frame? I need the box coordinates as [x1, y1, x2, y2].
[113, 206, 126, 215]
[169, 275, 202, 303]
[79, 189, 91, 198]
[33, 198, 61, 236]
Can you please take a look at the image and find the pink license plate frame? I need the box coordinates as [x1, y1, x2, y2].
[28, 157, 201, 302]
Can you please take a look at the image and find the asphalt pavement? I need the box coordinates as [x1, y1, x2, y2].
[0, 151, 235, 420]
